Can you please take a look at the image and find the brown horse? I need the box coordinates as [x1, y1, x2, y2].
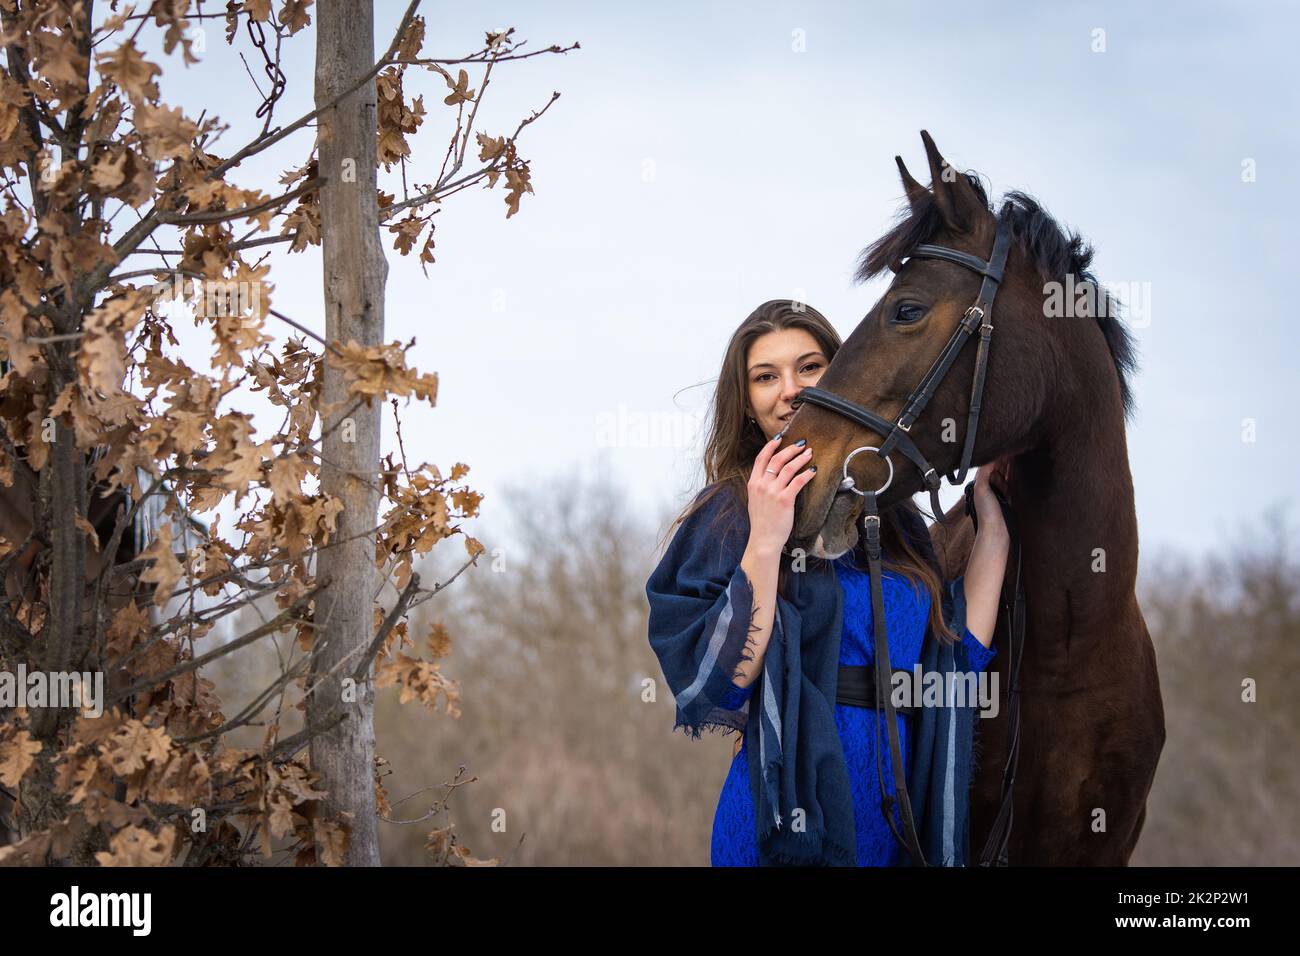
[783, 131, 1165, 865]
[0, 447, 139, 602]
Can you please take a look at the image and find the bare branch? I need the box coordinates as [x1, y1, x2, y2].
[393, 41, 580, 67]
[103, 586, 323, 707]
[121, 233, 298, 255]
[352, 573, 420, 683]
[380, 92, 560, 222]
[156, 177, 321, 226]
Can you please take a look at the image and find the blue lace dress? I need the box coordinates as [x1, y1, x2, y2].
[709, 552, 998, 866]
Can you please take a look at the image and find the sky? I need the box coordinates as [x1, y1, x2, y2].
[139, 0, 1299, 564]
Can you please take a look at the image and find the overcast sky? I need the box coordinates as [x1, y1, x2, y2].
[147, 0, 1298, 563]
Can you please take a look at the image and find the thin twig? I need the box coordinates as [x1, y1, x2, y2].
[394, 42, 579, 67]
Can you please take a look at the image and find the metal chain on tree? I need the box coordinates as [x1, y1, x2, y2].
[246, 14, 287, 121]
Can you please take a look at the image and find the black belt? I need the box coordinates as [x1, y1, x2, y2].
[836, 664, 917, 715]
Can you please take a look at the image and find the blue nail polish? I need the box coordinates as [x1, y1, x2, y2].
[796, 439, 806, 446]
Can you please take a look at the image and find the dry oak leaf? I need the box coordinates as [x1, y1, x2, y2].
[426, 824, 451, 859]
[427, 621, 451, 659]
[0, 729, 43, 788]
[397, 14, 425, 60]
[267, 760, 328, 804]
[388, 214, 425, 256]
[134, 102, 199, 161]
[268, 453, 309, 505]
[424, 825, 497, 865]
[280, 0, 313, 35]
[503, 167, 534, 219]
[243, 0, 273, 22]
[96, 40, 161, 101]
[128, 638, 183, 684]
[138, 522, 184, 606]
[79, 293, 144, 400]
[327, 340, 437, 404]
[442, 68, 474, 105]
[452, 487, 483, 516]
[103, 719, 174, 776]
[476, 132, 506, 163]
[81, 798, 151, 830]
[374, 653, 461, 717]
[31, 21, 90, 92]
[314, 817, 349, 867]
[95, 824, 177, 867]
[70, 708, 131, 749]
[1, 290, 44, 377]
[452, 844, 499, 866]
[168, 409, 209, 456]
[280, 198, 320, 251]
[218, 439, 274, 499]
[392, 14, 423, 60]
[267, 793, 300, 839]
[90, 149, 129, 191]
[106, 601, 152, 657]
[148, 751, 213, 806]
[60, 752, 115, 806]
[0, 814, 88, 866]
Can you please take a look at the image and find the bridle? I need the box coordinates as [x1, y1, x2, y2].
[794, 200, 1015, 522]
[789, 201, 1025, 867]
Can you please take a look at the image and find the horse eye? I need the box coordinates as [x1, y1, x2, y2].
[893, 303, 926, 324]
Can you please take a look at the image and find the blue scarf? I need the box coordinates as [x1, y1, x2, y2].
[646, 483, 984, 866]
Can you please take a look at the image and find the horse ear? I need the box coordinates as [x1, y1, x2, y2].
[895, 155, 928, 211]
[919, 129, 985, 235]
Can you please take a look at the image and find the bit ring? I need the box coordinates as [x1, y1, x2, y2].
[838, 445, 894, 497]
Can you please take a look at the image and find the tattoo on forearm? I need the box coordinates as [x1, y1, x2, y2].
[731, 600, 763, 682]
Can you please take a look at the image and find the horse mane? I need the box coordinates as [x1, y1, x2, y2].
[853, 171, 1139, 421]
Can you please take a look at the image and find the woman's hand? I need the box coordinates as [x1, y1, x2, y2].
[971, 455, 1013, 539]
[746, 435, 816, 555]
[731, 436, 815, 688]
[967, 457, 1013, 650]
[963, 457, 1013, 648]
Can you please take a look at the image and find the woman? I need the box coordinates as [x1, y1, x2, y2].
[646, 299, 1011, 866]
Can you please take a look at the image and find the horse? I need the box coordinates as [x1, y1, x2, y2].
[783, 131, 1165, 865]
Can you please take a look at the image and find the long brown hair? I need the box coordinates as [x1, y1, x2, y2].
[661, 299, 958, 643]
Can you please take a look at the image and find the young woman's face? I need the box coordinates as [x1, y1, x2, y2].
[745, 327, 828, 442]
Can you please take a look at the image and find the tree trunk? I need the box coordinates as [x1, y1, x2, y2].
[310, 0, 386, 866]
[30, 417, 86, 741]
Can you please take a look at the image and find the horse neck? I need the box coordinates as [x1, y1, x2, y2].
[1011, 364, 1140, 644]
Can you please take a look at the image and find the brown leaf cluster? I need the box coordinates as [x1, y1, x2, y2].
[377, 69, 426, 170]
[326, 339, 438, 405]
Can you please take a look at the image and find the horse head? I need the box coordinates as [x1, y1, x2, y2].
[786, 129, 1129, 558]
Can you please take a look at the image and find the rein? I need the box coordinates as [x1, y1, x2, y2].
[790, 202, 1026, 866]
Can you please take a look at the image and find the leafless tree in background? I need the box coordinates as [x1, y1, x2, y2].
[300, 472, 1296, 866]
